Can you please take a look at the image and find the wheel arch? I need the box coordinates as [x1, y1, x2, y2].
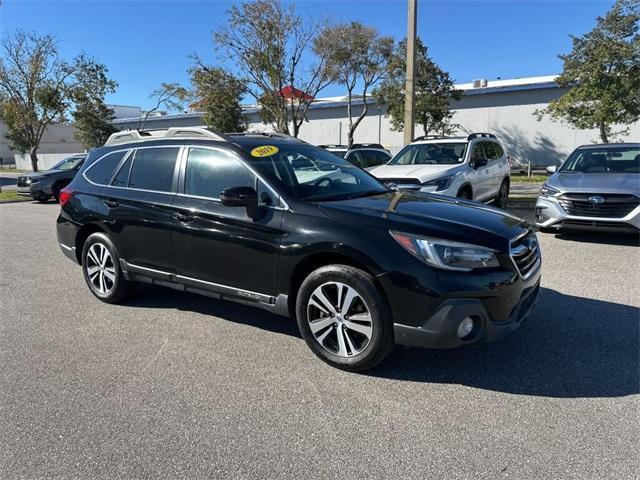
[286, 247, 389, 318]
[457, 182, 473, 197]
[74, 223, 106, 264]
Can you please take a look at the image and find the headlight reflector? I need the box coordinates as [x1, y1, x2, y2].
[390, 231, 500, 271]
[539, 184, 560, 198]
[422, 175, 454, 191]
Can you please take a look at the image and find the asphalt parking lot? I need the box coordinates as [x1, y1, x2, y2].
[1, 201, 638, 479]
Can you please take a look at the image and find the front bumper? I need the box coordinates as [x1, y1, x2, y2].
[378, 249, 542, 349]
[535, 195, 640, 233]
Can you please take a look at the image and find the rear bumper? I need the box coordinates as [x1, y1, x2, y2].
[394, 281, 540, 348]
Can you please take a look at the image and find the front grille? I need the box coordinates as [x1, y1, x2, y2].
[381, 178, 421, 186]
[16, 176, 28, 187]
[510, 231, 540, 278]
[557, 220, 639, 233]
[558, 193, 639, 218]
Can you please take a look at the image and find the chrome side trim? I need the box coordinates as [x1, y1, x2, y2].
[59, 243, 75, 252]
[120, 259, 274, 305]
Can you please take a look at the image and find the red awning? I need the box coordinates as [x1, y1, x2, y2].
[277, 86, 313, 101]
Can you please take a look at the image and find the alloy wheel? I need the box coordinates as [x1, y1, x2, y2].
[86, 243, 116, 295]
[306, 282, 373, 358]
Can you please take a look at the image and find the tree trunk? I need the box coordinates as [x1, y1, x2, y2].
[30, 147, 39, 172]
[599, 122, 609, 143]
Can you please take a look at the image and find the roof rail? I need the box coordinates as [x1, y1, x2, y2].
[104, 127, 230, 146]
[467, 132, 497, 140]
[351, 143, 385, 149]
[412, 135, 452, 142]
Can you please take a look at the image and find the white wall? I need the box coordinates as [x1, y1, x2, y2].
[14, 152, 85, 171]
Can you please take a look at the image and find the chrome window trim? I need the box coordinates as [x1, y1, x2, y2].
[82, 144, 290, 210]
[182, 145, 290, 211]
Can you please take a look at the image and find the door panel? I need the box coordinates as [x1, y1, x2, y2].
[469, 142, 492, 201]
[171, 147, 284, 295]
[100, 146, 180, 272]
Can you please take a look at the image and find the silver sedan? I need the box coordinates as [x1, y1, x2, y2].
[535, 143, 640, 234]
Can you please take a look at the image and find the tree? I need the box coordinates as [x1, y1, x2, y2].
[0, 30, 116, 171]
[189, 58, 247, 132]
[214, 0, 334, 137]
[373, 38, 462, 137]
[71, 59, 118, 149]
[314, 22, 393, 146]
[138, 82, 189, 130]
[536, 0, 640, 143]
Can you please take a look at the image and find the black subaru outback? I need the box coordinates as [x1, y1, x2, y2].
[57, 128, 541, 371]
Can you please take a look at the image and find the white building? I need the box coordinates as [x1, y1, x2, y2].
[4, 76, 639, 169]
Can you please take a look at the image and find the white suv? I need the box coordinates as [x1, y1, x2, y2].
[369, 133, 511, 207]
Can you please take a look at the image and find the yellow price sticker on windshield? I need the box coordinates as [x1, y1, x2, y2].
[251, 145, 279, 157]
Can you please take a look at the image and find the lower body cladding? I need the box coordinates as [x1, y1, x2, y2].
[378, 261, 541, 349]
[536, 196, 640, 234]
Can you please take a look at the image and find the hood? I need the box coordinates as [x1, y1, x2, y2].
[369, 164, 462, 182]
[548, 172, 640, 194]
[319, 191, 528, 252]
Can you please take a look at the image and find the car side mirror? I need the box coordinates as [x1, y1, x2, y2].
[546, 165, 557, 174]
[221, 186, 258, 207]
[472, 158, 488, 169]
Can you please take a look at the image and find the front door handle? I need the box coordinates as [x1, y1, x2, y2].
[175, 212, 195, 223]
[104, 199, 119, 208]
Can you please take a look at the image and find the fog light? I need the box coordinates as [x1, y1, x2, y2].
[457, 317, 475, 339]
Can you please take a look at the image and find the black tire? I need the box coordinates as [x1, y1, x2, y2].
[295, 264, 394, 372]
[457, 186, 472, 200]
[34, 193, 51, 203]
[81, 232, 134, 304]
[494, 179, 509, 209]
[52, 183, 62, 202]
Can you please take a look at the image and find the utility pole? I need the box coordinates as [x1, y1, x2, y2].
[403, 0, 417, 145]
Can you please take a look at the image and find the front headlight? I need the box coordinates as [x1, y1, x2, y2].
[422, 175, 454, 191]
[539, 184, 560, 198]
[390, 231, 500, 271]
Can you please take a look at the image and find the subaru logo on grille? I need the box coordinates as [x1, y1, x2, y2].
[588, 195, 605, 205]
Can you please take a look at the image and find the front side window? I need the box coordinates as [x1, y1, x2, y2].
[246, 144, 388, 202]
[85, 151, 128, 185]
[128, 147, 179, 192]
[560, 146, 640, 173]
[471, 143, 486, 161]
[389, 143, 467, 166]
[185, 148, 256, 199]
[51, 156, 84, 171]
[483, 142, 498, 161]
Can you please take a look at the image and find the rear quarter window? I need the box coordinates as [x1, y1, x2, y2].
[84, 151, 128, 185]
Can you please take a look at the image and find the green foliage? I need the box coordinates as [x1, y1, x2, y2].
[189, 59, 247, 132]
[373, 38, 462, 137]
[314, 22, 393, 146]
[214, 0, 333, 136]
[536, 0, 640, 143]
[0, 30, 116, 170]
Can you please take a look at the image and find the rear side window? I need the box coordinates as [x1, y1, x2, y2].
[128, 147, 180, 192]
[483, 142, 498, 160]
[184, 148, 255, 199]
[85, 151, 128, 185]
[368, 151, 391, 167]
[493, 142, 505, 158]
[112, 155, 132, 187]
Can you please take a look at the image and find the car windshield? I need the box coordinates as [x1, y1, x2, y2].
[560, 146, 640, 173]
[51, 156, 84, 171]
[389, 143, 467, 166]
[246, 144, 388, 202]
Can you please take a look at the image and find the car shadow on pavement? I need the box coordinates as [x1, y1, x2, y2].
[369, 287, 639, 398]
[123, 284, 302, 338]
[543, 232, 639, 247]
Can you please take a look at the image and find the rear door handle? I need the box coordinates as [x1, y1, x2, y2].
[175, 212, 195, 223]
[104, 199, 119, 208]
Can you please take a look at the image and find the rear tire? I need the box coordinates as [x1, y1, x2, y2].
[34, 194, 51, 203]
[81, 232, 134, 304]
[494, 179, 509, 209]
[296, 265, 394, 371]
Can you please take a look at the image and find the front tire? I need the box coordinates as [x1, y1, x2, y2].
[296, 265, 394, 371]
[81, 232, 134, 303]
[457, 187, 472, 200]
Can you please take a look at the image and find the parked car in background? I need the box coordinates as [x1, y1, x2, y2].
[17, 154, 86, 202]
[319, 143, 391, 170]
[536, 143, 640, 234]
[369, 133, 511, 208]
[57, 127, 540, 371]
